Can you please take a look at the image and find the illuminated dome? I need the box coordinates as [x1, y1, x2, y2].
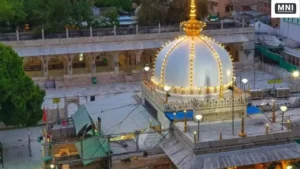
[151, 0, 233, 97]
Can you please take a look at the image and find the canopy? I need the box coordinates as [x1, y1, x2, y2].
[71, 105, 94, 136]
[75, 137, 110, 166]
[165, 111, 194, 121]
[247, 106, 261, 115]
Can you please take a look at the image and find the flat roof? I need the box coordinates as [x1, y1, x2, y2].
[84, 92, 160, 135]
[160, 137, 300, 169]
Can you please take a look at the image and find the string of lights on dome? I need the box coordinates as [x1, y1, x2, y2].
[160, 37, 187, 84]
[150, 0, 235, 97]
[200, 36, 224, 98]
[189, 38, 195, 88]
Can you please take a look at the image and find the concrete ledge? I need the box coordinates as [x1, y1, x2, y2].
[3, 27, 254, 48]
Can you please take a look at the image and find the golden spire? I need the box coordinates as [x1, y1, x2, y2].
[189, 0, 197, 20]
[183, 0, 206, 36]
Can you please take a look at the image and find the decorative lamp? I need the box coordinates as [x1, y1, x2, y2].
[144, 66, 150, 72]
[280, 106, 287, 130]
[195, 115, 203, 141]
[184, 110, 188, 132]
[241, 78, 248, 84]
[293, 70, 299, 78]
[164, 85, 171, 92]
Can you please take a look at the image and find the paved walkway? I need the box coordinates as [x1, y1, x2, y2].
[0, 127, 43, 169]
[43, 82, 141, 115]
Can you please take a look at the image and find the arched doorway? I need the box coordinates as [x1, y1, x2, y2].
[96, 53, 113, 73]
[141, 49, 157, 68]
[48, 56, 65, 77]
[72, 54, 87, 75]
[23, 57, 43, 77]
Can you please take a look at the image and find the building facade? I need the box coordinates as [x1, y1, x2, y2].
[280, 18, 300, 42]
[0, 24, 255, 89]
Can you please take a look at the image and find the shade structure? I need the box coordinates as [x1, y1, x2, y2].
[165, 111, 194, 121]
[71, 105, 94, 136]
[75, 137, 110, 166]
[247, 106, 261, 115]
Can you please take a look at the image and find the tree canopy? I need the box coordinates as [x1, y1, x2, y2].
[0, 43, 45, 126]
[137, 0, 208, 26]
[0, 0, 94, 32]
[94, 0, 132, 12]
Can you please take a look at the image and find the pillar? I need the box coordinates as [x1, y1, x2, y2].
[41, 56, 50, 77]
[134, 50, 143, 66]
[89, 53, 96, 74]
[64, 55, 74, 75]
[113, 52, 119, 74]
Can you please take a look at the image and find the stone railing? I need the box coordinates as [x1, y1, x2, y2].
[0, 21, 245, 42]
[141, 82, 165, 111]
[165, 96, 248, 111]
[142, 82, 249, 112]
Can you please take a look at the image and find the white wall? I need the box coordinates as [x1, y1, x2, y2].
[280, 18, 300, 42]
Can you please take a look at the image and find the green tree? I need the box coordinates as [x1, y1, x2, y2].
[0, 0, 27, 30]
[136, 0, 208, 26]
[32, 0, 73, 32]
[136, 0, 168, 26]
[0, 43, 45, 126]
[70, 0, 93, 27]
[94, 0, 132, 12]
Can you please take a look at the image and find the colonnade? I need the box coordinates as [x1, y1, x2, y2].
[23, 49, 156, 77]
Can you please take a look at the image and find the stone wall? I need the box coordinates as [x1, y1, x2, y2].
[32, 71, 145, 88]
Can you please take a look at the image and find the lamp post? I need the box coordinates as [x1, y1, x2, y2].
[280, 106, 287, 130]
[239, 111, 247, 137]
[143, 65, 150, 81]
[50, 164, 55, 169]
[228, 85, 235, 135]
[164, 85, 171, 103]
[292, 70, 299, 93]
[195, 115, 203, 141]
[184, 110, 187, 132]
[272, 100, 276, 123]
[173, 112, 176, 123]
[241, 78, 248, 90]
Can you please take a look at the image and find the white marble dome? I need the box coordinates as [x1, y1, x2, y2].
[152, 35, 233, 89]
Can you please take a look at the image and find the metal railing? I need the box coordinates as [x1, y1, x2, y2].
[0, 21, 246, 42]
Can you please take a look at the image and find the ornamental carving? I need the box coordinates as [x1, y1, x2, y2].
[189, 89, 194, 95]
[198, 89, 202, 95]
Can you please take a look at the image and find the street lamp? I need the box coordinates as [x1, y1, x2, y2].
[293, 70, 299, 78]
[184, 110, 187, 132]
[287, 165, 293, 169]
[228, 85, 235, 135]
[143, 65, 150, 81]
[280, 106, 287, 130]
[173, 112, 176, 123]
[50, 164, 55, 169]
[293, 70, 300, 93]
[144, 66, 150, 72]
[164, 85, 171, 103]
[272, 100, 276, 123]
[241, 78, 248, 90]
[195, 114, 203, 141]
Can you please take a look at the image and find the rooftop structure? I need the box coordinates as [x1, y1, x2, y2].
[140, 1, 300, 169]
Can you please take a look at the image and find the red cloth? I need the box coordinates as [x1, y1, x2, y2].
[43, 107, 47, 122]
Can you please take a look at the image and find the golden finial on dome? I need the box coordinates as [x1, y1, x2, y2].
[183, 0, 206, 36]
